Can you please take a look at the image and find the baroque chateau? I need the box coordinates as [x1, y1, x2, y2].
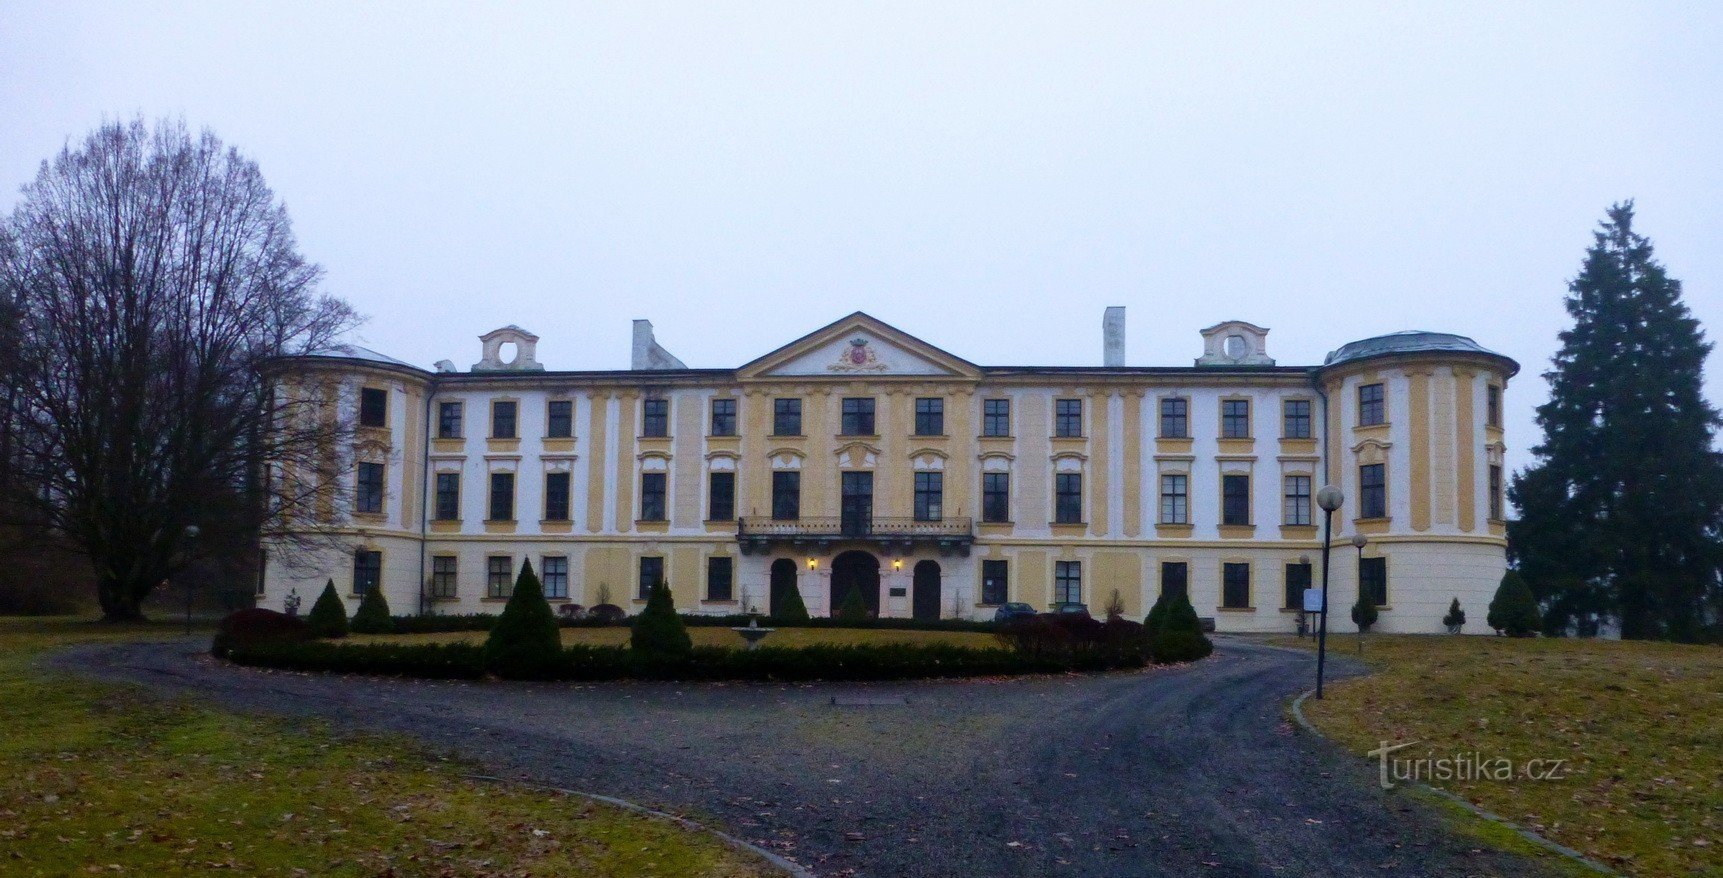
[262, 310, 1516, 633]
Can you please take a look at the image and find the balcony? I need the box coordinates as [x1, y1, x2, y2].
[737, 516, 974, 557]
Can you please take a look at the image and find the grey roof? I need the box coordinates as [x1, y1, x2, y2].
[306, 344, 423, 370]
[1323, 330, 1515, 373]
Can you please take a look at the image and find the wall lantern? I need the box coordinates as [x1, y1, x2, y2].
[892, 559, 904, 571]
[807, 558, 818, 570]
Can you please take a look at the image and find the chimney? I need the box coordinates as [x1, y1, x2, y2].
[1103, 306, 1126, 367]
[632, 319, 688, 371]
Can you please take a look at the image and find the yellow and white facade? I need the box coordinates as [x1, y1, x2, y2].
[261, 311, 1517, 633]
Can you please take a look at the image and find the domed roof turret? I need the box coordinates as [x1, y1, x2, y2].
[1323, 330, 1516, 375]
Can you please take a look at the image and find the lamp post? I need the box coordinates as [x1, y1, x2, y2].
[182, 524, 201, 635]
[1314, 485, 1344, 699]
[1351, 533, 1369, 653]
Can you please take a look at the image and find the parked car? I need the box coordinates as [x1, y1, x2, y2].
[992, 602, 1038, 624]
[1048, 602, 1091, 617]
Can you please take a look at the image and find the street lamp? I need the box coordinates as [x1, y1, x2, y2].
[182, 524, 201, 635]
[1351, 533, 1369, 653]
[1314, 485, 1344, 699]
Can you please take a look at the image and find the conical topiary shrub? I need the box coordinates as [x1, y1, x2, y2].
[1350, 593, 1378, 634]
[1150, 591, 1212, 664]
[630, 580, 692, 659]
[835, 585, 868, 621]
[1144, 589, 1171, 635]
[484, 560, 562, 679]
[775, 579, 810, 622]
[1487, 570, 1541, 637]
[306, 579, 348, 638]
[350, 584, 394, 634]
[1443, 597, 1467, 634]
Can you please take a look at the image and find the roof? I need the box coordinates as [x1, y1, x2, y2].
[304, 344, 425, 371]
[1323, 331, 1517, 374]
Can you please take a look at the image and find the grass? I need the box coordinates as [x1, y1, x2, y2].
[1270, 632, 1722, 877]
[0, 617, 775, 877]
[350, 626, 998, 650]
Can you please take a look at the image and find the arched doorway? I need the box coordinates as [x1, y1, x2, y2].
[769, 558, 799, 617]
[830, 550, 880, 618]
[912, 560, 942, 621]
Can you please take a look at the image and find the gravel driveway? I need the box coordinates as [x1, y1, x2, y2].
[58, 637, 1559, 878]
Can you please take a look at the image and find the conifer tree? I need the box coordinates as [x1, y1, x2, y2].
[1510, 202, 1723, 640]
[775, 579, 810, 622]
[484, 560, 562, 678]
[306, 579, 348, 638]
[1443, 597, 1467, 634]
[350, 585, 393, 634]
[630, 581, 692, 658]
[835, 586, 868, 621]
[1487, 571, 1541, 637]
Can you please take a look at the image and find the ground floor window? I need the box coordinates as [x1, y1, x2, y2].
[1160, 561, 1188, 601]
[981, 559, 1008, 605]
[486, 555, 512, 598]
[1359, 556, 1388, 607]
[706, 556, 733, 602]
[639, 556, 664, 600]
[1283, 561, 1311, 609]
[352, 550, 381, 595]
[430, 555, 457, 599]
[1222, 562, 1251, 608]
[1054, 560, 1081, 604]
[542, 556, 568, 599]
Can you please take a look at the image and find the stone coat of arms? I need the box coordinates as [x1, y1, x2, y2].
[827, 337, 889, 372]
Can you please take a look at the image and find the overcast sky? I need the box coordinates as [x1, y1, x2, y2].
[5, 2, 1721, 479]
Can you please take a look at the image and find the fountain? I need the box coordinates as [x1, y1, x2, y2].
[730, 616, 776, 651]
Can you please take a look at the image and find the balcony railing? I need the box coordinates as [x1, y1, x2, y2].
[737, 516, 974, 556]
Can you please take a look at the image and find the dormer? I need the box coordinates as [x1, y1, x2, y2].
[1196, 320, 1274, 367]
[472, 325, 545, 372]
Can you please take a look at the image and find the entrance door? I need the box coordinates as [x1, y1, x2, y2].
[830, 550, 880, 618]
[769, 558, 798, 617]
[840, 472, 873, 537]
[912, 560, 942, 621]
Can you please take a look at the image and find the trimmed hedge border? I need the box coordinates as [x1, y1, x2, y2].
[387, 612, 999, 635]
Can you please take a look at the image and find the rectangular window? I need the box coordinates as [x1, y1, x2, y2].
[981, 472, 1010, 523]
[1054, 398, 1083, 437]
[1054, 560, 1082, 604]
[491, 400, 517, 439]
[1223, 562, 1251, 608]
[542, 556, 569, 599]
[1283, 475, 1312, 526]
[1159, 474, 1189, 524]
[913, 398, 944, 436]
[352, 550, 381, 595]
[1359, 383, 1385, 426]
[359, 387, 388, 428]
[710, 398, 737, 436]
[1221, 399, 1251, 438]
[1222, 474, 1250, 526]
[642, 398, 669, 437]
[1486, 385, 1502, 428]
[546, 400, 573, 438]
[638, 556, 664, 601]
[1159, 397, 1189, 438]
[355, 462, 384, 514]
[706, 556, 733, 602]
[1489, 464, 1503, 520]
[841, 397, 875, 435]
[773, 398, 802, 436]
[438, 401, 463, 439]
[1360, 463, 1386, 519]
[1282, 399, 1312, 439]
[435, 473, 460, 520]
[543, 471, 570, 521]
[1055, 472, 1083, 524]
[1160, 561, 1188, 601]
[981, 559, 1009, 605]
[982, 398, 1011, 436]
[1284, 562, 1312, 609]
[640, 472, 667, 521]
[708, 471, 735, 521]
[913, 472, 943, 521]
[1360, 556, 1388, 607]
[486, 555, 512, 599]
[488, 472, 515, 521]
[771, 471, 800, 520]
[430, 555, 457, 599]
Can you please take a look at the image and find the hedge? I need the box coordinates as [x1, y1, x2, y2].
[384, 612, 1000, 634]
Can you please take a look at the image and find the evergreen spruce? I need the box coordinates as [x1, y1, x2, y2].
[1150, 591, 1213, 663]
[306, 579, 348, 638]
[350, 585, 394, 634]
[630, 581, 692, 658]
[835, 586, 868, 621]
[1443, 597, 1467, 634]
[775, 580, 810, 622]
[1350, 593, 1378, 634]
[1487, 571, 1542, 637]
[1510, 202, 1723, 640]
[1143, 589, 1171, 635]
[483, 560, 562, 678]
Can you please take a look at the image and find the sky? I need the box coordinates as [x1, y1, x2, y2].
[3, 2, 1721, 481]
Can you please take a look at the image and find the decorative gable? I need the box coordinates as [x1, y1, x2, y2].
[738, 312, 980, 380]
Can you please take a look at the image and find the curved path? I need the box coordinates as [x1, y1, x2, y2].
[58, 638, 1557, 878]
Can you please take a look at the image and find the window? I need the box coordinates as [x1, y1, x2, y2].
[1160, 562, 1188, 601]
[1486, 385, 1502, 427]
[1221, 399, 1250, 439]
[710, 398, 737, 436]
[486, 556, 512, 598]
[352, 550, 381, 595]
[1283, 475, 1311, 526]
[1359, 556, 1388, 607]
[981, 559, 1009, 605]
[841, 397, 875, 435]
[981, 472, 1010, 523]
[706, 556, 733, 602]
[1282, 399, 1312, 439]
[491, 400, 517, 439]
[542, 556, 568, 599]
[1222, 474, 1250, 526]
[1159, 397, 1189, 438]
[1054, 560, 1082, 604]
[982, 398, 1010, 436]
[434, 473, 460, 520]
[1223, 562, 1251, 608]
[639, 472, 666, 521]
[359, 387, 387, 428]
[912, 398, 944, 436]
[771, 471, 800, 520]
[1055, 472, 1083, 524]
[638, 556, 664, 601]
[430, 555, 457, 599]
[913, 472, 943, 521]
[642, 398, 669, 437]
[773, 398, 802, 436]
[488, 472, 515, 521]
[547, 400, 573, 438]
[544, 472, 570, 521]
[1284, 562, 1311, 609]
[356, 462, 384, 514]
[437, 401, 463, 439]
[1054, 399, 1083, 437]
[1359, 463, 1386, 519]
[708, 471, 735, 521]
[1489, 464, 1503, 520]
[1358, 383, 1385, 426]
[1159, 474, 1188, 524]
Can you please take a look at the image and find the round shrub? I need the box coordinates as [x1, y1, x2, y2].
[1487, 570, 1541, 636]
[1151, 629, 1214, 664]
[211, 608, 311, 657]
[483, 560, 563, 679]
[350, 586, 394, 634]
[631, 581, 692, 658]
[306, 580, 348, 638]
[1350, 593, 1378, 634]
[587, 604, 626, 625]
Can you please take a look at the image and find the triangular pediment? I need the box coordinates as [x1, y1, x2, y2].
[739, 312, 981, 380]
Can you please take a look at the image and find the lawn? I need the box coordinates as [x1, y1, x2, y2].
[1271, 633, 1722, 877]
[350, 625, 998, 650]
[0, 617, 775, 877]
